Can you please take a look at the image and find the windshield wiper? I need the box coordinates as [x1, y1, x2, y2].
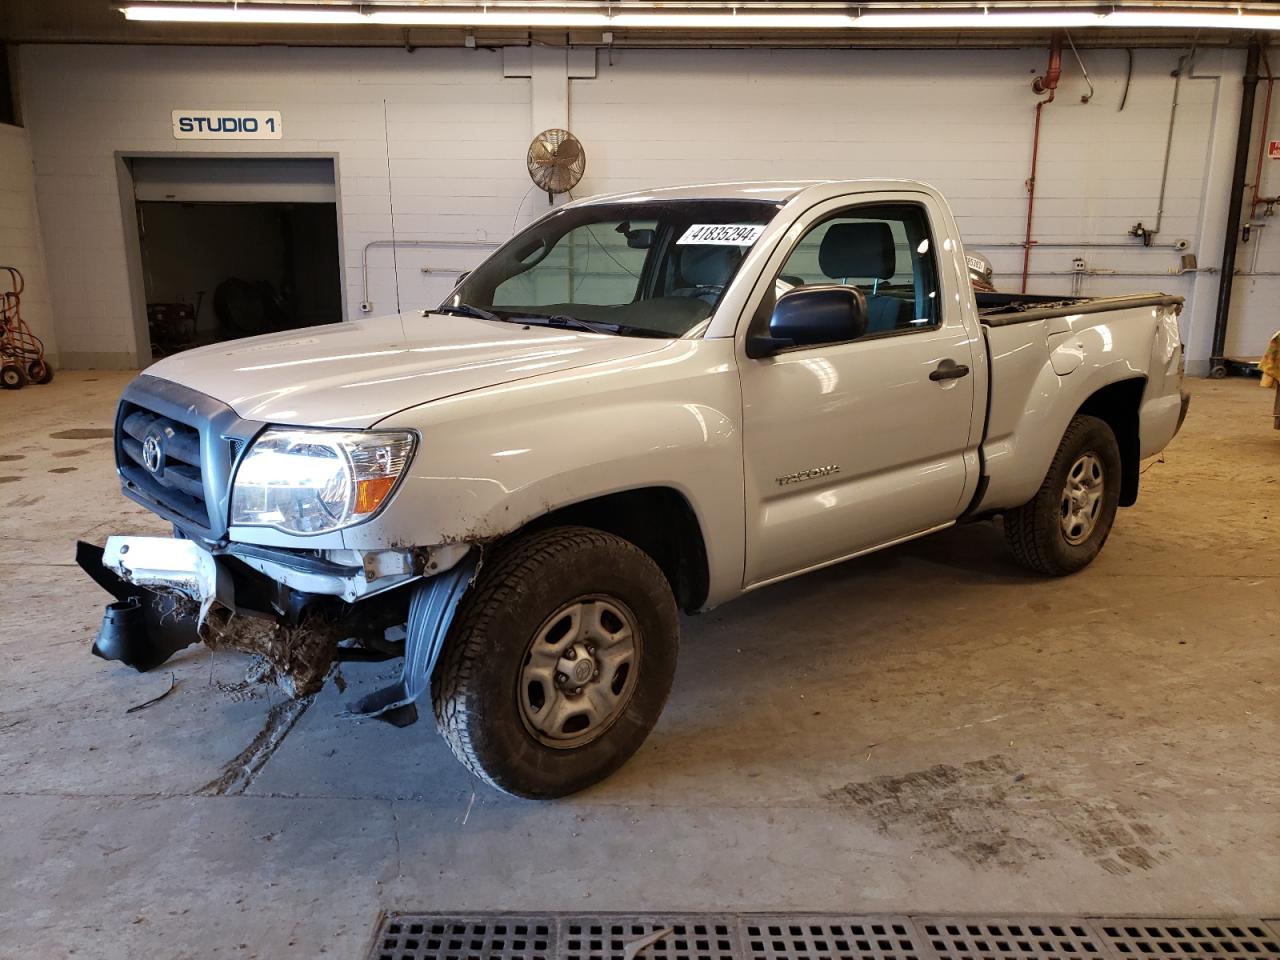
[433, 303, 504, 323]
[516, 314, 620, 335]
[515, 313, 673, 339]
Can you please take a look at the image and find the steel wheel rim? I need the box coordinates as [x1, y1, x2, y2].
[518, 595, 641, 750]
[1060, 451, 1105, 545]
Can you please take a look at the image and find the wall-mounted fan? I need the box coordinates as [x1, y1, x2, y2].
[527, 128, 586, 203]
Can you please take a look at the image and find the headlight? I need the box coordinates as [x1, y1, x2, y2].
[230, 429, 416, 535]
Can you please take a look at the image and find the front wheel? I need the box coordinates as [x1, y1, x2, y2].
[1004, 414, 1122, 576]
[1, 363, 26, 390]
[432, 526, 679, 798]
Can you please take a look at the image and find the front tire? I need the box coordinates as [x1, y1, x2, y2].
[1, 363, 25, 390]
[1004, 414, 1122, 576]
[432, 526, 679, 799]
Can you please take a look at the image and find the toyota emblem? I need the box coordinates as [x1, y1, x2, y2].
[141, 433, 163, 474]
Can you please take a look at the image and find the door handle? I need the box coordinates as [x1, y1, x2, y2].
[929, 359, 970, 382]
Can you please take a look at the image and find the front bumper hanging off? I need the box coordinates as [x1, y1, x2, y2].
[77, 535, 479, 707]
[76, 536, 375, 696]
[76, 540, 207, 672]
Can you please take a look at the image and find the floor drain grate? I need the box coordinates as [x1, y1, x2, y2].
[1095, 920, 1280, 959]
[366, 914, 1280, 960]
[562, 915, 739, 960]
[741, 916, 924, 960]
[372, 915, 555, 960]
[920, 918, 1104, 960]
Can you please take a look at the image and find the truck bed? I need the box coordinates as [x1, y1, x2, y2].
[977, 291, 1183, 327]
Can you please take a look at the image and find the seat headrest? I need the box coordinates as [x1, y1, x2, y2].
[678, 245, 741, 287]
[819, 222, 896, 281]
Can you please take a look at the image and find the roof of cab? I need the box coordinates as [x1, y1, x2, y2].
[569, 181, 830, 206]
[566, 179, 948, 208]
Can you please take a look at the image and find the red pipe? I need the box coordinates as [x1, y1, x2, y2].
[1022, 33, 1062, 293]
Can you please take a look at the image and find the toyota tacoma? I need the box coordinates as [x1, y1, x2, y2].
[79, 180, 1189, 798]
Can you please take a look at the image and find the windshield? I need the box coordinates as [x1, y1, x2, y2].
[444, 199, 781, 338]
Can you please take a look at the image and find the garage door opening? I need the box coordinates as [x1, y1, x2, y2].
[125, 156, 342, 358]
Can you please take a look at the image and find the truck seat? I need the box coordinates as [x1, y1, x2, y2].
[817, 222, 911, 333]
[672, 245, 743, 303]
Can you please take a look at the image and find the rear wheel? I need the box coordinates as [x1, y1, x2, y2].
[1004, 414, 1122, 576]
[432, 525, 678, 798]
[27, 359, 53, 384]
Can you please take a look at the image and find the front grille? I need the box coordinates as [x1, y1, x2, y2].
[119, 402, 209, 524]
[114, 375, 260, 539]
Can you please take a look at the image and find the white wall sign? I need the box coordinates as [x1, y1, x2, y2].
[172, 109, 282, 140]
[1269, 140, 1280, 160]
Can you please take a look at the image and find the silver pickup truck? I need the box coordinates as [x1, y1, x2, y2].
[79, 179, 1189, 797]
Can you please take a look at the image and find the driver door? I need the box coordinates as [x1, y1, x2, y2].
[738, 192, 979, 587]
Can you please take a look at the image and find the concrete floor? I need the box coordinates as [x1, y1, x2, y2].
[0, 371, 1277, 959]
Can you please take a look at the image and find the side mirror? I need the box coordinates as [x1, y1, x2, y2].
[455, 270, 470, 284]
[747, 284, 868, 359]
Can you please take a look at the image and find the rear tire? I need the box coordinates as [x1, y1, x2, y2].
[1004, 414, 1122, 576]
[27, 359, 53, 384]
[432, 525, 679, 799]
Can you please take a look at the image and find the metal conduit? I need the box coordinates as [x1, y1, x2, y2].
[1210, 38, 1262, 369]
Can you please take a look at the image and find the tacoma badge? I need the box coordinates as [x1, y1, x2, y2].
[776, 464, 840, 486]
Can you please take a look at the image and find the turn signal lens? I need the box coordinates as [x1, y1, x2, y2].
[355, 475, 399, 515]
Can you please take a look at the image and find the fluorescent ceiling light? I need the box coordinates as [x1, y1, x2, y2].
[122, 4, 366, 23]
[120, 4, 366, 23]
[366, 11, 858, 28]
[609, 14, 857, 28]
[1102, 11, 1280, 30]
[853, 12, 1104, 29]
[367, 11, 609, 27]
[116, 4, 1280, 31]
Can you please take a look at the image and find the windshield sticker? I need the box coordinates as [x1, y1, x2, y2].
[677, 224, 766, 246]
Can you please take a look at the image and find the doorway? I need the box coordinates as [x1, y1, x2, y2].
[124, 156, 342, 358]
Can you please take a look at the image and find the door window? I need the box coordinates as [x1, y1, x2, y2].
[772, 203, 941, 342]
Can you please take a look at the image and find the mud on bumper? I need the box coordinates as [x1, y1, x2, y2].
[76, 537, 429, 697]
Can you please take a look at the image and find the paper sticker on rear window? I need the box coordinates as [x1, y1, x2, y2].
[677, 224, 766, 246]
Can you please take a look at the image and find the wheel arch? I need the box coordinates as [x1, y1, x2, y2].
[1074, 376, 1146, 507]
[516, 486, 711, 614]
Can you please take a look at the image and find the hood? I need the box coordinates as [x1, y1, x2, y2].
[144, 312, 672, 428]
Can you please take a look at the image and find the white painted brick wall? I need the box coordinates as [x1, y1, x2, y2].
[16, 42, 1280, 367]
[0, 123, 57, 365]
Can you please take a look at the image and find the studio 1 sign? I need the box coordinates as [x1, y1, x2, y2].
[172, 110, 283, 140]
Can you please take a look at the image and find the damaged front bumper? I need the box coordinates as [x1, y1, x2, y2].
[77, 535, 472, 699]
[77, 540, 205, 673]
[101, 536, 230, 613]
